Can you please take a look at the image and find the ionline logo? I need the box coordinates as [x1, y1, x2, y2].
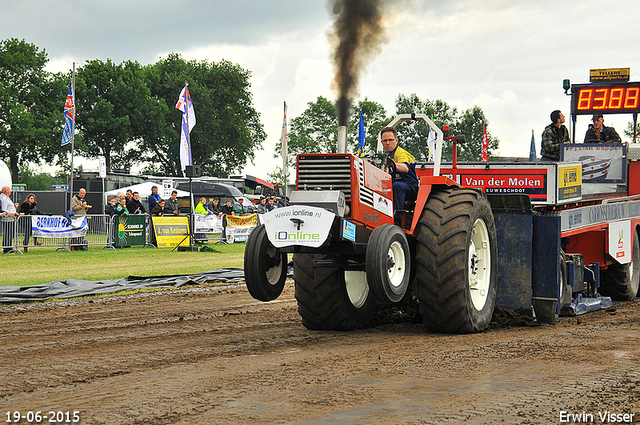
[275, 231, 321, 241]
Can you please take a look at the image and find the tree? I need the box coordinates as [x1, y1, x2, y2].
[394, 93, 499, 162]
[74, 59, 156, 171]
[281, 96, 388, 167]
[140, 53, 266, 177]
[624, 120, 639, 142]
[0, 38, 66, 182]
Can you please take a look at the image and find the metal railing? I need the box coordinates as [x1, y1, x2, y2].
[1, 213, 242, 253]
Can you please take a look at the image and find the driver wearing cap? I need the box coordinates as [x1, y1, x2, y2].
[583, 114, 621, 143]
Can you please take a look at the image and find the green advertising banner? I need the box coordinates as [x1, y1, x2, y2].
[115, 215, 147, 247]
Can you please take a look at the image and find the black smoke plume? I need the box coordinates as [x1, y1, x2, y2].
[328, 0, 389, 126]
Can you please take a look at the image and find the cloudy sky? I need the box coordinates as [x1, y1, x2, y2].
[2, 0, 639, 178]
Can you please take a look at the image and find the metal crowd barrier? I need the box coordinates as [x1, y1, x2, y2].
[1, 213, 237, 253]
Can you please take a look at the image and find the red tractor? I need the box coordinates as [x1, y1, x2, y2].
[244, 114, 498, 333]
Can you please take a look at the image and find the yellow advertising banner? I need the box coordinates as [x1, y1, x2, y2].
[225, 213, 258, 227]
[152, 216, 190, 248]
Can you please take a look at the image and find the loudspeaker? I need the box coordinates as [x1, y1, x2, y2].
[185, 165, 201, 177]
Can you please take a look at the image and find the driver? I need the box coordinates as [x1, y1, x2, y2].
[583, 113, 621, 143]
[381, 127, 418, 226]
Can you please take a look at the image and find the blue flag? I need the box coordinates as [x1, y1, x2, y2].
[529, 130, 536, 161]
[61, 84, 75, 146]
[357, 109, 365, 157]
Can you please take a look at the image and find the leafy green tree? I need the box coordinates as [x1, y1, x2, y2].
[624, 121, 639, 142]
[281, 96, 388, 166]
[18, 167, 64, 190]
[140, 53, 266, 177]
[394, 93, 499, 162]
[74, 59, 156, 171]
[0, 38, 66, 182]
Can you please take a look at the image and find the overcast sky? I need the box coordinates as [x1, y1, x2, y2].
[2, 0, 640, 178]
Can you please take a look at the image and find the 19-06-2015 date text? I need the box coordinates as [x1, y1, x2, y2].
[5, 411, 80, 423]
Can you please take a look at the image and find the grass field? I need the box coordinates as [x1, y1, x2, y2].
[1, 243, 247, 287]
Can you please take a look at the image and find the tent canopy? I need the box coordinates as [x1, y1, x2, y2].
[105, 182, 189, 199]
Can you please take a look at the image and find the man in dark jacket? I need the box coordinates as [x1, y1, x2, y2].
[127, 192, 147, 215]
[541, 110, 570, 161]
[584, 114, 621, 143]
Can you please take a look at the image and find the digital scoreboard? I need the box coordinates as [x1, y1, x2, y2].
[571, 82, 640, 115]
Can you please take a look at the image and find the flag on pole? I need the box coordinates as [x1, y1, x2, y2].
[529, 129, 537, 161]
[280, 102, 288, 160]
[61, 84, 75, 146]
[427, 130, 436, 162]
[481, 123, 488, 162]
[176, 86, 196, 176]
[357, 109, 365, 157]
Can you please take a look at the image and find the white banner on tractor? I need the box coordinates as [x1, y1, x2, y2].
[262, 206, 335, 248]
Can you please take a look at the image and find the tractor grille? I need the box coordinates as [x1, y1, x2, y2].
[297, 155, 352, 199]
[358, 162, 374, 208]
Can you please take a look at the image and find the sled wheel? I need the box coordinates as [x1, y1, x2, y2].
[244, 224, 287, 301]
[366, 224, 411, 304]
[601, 229, 640, 301]
[293, 253, 376, 330]
[415, 187, 498, 333]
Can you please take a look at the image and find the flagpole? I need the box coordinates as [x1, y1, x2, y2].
[69, 62, 76, 210]
[184, 81, 191, 167]
[281, 101, 288, 197]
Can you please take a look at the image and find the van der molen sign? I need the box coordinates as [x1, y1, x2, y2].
[590, 68, 630, 82]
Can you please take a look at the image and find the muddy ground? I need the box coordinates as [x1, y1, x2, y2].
[1, 281, 639, 425]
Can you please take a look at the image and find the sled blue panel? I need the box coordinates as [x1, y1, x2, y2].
[532, 214, 562, 323]
[493, 212, 533, 311]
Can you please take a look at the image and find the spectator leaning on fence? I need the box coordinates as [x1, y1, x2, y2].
[233, 197, 248, 216]
[164, 190, 181, 215]
[18, 193, 45, 251]
[127, 192, 147, 215]
[195, 197, 212, 215]
[1, 186, 18, 254]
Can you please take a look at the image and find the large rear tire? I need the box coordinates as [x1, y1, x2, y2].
[415, 187, 498, 333]
[366, 224, 411, 304]
[244, 224, 287, 301]
[293, 253, 376, 330]
[600, 230, 640, 301]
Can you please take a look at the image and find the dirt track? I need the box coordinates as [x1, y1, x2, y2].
[1, 281, 639, 425]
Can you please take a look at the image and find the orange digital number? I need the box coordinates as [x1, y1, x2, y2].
[608, 88, 624, 109]
[624, 87, 640, 109]
[593, 88, 607, 109]
[577, 89, 592, 110]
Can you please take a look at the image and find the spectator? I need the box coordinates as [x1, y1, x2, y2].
[105, 197, 119, 217]
[1, 186, 18, 254]
[116, 197, 129, 215]
[266, 197, 277, 212]
[164, 190, 181, 215]
[207, 197, 224, 218]
[18, 193, 45, 251]
[125, 189, 133, 205]
[584, 114, 621, 143]
[541, 110, 570, 161]
[195, 197, 212, 215]
[148, 185, 161, 212]
[127, 192, 147, 215]
[151, 199, 166, 216]
[233, 197, 248, 215]
[71, 188, 91, 251]
[72, 188, 92, 215]
[256, 196, 268, 214]
[220, 199, 234, 215]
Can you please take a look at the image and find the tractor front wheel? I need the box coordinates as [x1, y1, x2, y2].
[366, 224, 411, 304]
[293, 254, 376, 330]
[244, 224, 287, 301]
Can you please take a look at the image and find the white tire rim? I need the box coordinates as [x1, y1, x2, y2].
[345, 270, 369, 308]
[387, 240, 406, 290]
[469, 218, 491, 310]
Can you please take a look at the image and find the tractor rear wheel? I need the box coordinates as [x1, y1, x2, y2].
[244, 224, 287, 301]
[600, 229, 640, 301]
[293, 253, 376, 330]
[415, 187, 498, 333]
